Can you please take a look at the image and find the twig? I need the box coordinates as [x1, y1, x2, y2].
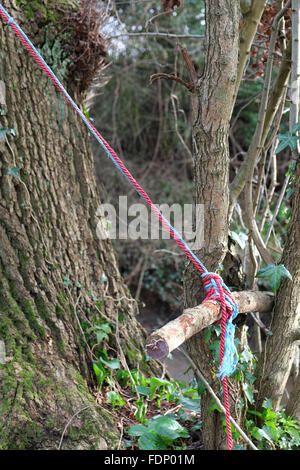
[145, 11, 172, 30]
[250, 312, 271, 337]
[135, 248, 151, 300]
[171, 94, 193, 160]
[233, 1, 291, 264]
[264, 173, 290, 245]
[153, 249, 184, 256]
[117, 417, 124, 450]
[150, 73, 194, 92]
[58, 405, 92, 450]
[115, 311, 140, 399]
[164, 404, 182, 416]
[107, 32, 205, 40]
[178, 348, 258, 451]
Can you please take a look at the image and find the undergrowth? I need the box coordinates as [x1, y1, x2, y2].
[84, 316, 300, 451]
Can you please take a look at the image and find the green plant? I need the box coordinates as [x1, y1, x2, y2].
[275, 123, 300, 154]
[128, 415, 189, 450]
[246, 400, 300, 450]
[0, 127, 16, 141]
[256, 263, 292, 293]
[106, 390, 125, 408]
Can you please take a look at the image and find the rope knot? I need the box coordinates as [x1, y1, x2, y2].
[201, 271, 233, 320]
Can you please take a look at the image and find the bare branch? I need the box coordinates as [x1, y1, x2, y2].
[150, 72, 195, 92]
[232, 0, 268, 114]
[230, 2, 291, 264]
[146, 291, 274, 360]
[107, 32, 205, 40]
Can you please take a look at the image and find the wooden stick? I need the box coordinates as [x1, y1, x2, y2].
[146, 291, 274, 360]
[179, 348, 258, 451]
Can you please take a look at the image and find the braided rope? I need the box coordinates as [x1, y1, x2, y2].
[0, 5, 239, 449]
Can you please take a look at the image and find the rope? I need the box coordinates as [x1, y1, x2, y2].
[0, 5, 239, 450]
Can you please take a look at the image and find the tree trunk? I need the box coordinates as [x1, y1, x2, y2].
[0, 0, 157, 450]
[184, 0, 241, 450]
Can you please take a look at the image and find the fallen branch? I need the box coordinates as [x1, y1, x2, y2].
[146, 291, 274, 360]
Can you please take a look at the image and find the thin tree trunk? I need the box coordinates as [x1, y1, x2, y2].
[184, 0, 241, 450]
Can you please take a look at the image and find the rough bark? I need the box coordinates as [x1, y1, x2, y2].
[255, 159, 300, 414]
[285, 358, 300, 421]
[146, 291, 274, 359]
[184, 0, 241, 450]
[0, 0, 158, 450]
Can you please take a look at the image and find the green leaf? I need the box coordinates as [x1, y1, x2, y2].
[178, 396, 200, 411]
[0, 127, 16, 141]
[204, 326, 212, 343]
[96, 330, 109, 343]
[256, 263, 292, 293]
[257, 427, 273, 444]
[106, 390, 125, 407]
[99, 356, 120, 369]
[276, 132, 300, 153]
[138, 431, 169, 450]
[292, 122, 300, 133]
[191, 421, 202, 432]
[240, 347, 254, 364]
[262, 398, 273, 409]
[137, 386, 151, 396]
[93, 362, 106, 386]
[197, 380, 206, 396]
[62, 275, 72, 286]
[127, 424, 147, 436]
[7, 167, 20, 179]
[286, 187, 295, 200]
[207, 400, 222, 414]
[149, 416, 189, 439]
[230, 230, 247, 249]
[243, 382, 254, 404]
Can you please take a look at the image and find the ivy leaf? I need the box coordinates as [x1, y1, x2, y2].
[230, 230, 248, 249]
[149, 416, 189, 439]
[7, 167, 20, 179]
[256, 263, 292, 293]
[0, 127, 16, 141]
[292, 122, 300, 133]
[96, 330, 109, 343]
[62, 275, 72, 286]
[276, 132, 299, 153]
[286, 187, 295, 200]
[138, 431, 169, 450]
[262, 398, 273, 409]
[127, 424, 147, 436]
[136, 386, 151, 396]
[207, 400, 222, 414]
[178, 396, 200, 411]
[99, 356, 120, 369]
[257, 427, 274, 444]
[243, 382, 254, 404]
